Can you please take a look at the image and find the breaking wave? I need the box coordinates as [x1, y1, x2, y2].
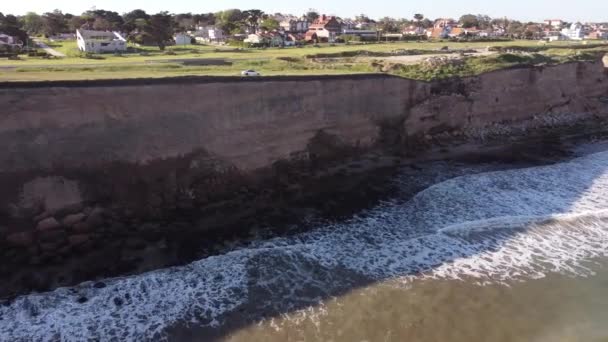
[3, 151, 608, 341]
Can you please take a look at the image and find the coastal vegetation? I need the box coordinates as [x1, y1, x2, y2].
[1, 40, 607, 81]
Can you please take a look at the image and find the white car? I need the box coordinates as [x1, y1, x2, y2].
[241, 70, 261, 76]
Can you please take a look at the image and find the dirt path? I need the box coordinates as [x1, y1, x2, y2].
[33, 39, 66, 57]
[363, 49, 496, 65]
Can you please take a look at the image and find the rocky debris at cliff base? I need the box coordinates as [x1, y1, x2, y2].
[36, 218, 61, 231]
[62, 213, 86, 227]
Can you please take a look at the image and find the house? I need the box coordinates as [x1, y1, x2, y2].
[244, 32, 285, 47]
[0, 34, 23, 48]
[342, 29, 378, 39]
[175, 33, 192, 46]
[427, 26, 452, 39]
[279, 18, 310, 33]
[244, 33, 269, 46]
[193, 27, 225, 43]
[561, 23, 585, 40]
[544, 19, 564, 29]
[284, 33, 301, 46]
[434, 18, 456, 29]
[426, 18, 457, 39]
[587, 30, 608, 40]
[76, 29, 126, 53]
[305, 15, 342, 43]
[208, 28, 224, 43]
[267, 32, 285, 47]
[340, 19, 357, 30]
[403, 25, 426, 36]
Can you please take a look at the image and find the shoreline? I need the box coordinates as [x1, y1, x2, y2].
[0, 124, 598, 301]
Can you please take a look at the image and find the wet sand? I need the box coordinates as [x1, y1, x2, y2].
[190, 259, 608, 342]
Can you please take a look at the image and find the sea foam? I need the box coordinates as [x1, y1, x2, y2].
[2, 151, 608, 341]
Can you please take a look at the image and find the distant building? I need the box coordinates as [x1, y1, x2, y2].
[434, 18, 456, 29]
[175, 33, 192, 46]
[305, 15, 343, 43]
[561, 23, 585, 40]
[0, 33, 23, 50]
[193, 27, 225, 43]
[244, 32, 285, 47]
[403, 26, 426, 36]
[76, 29, 126, 53]
[279, 18, 310, 33]
[586, 30, 608, 40]
[544, 19, 564, 29]
[342, 29, 378, 39]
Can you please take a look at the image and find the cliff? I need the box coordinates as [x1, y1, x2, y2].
[0, 59, 607, 297]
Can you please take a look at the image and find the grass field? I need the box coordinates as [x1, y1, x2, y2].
[1, 39, 606, 82]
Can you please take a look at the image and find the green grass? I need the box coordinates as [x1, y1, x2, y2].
[1, 39, 606, 82]
[386, 50, 608, 81]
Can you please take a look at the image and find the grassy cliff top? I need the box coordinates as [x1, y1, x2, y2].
[1, 40, 606, 82]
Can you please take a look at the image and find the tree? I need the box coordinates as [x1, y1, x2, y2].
[0, 13, 28, 43]
[414, 13, 424, 28]
[67, 15, 87, 32]
[144, 12, 174, 50]
[378, 17, 399, 33]
[459, 14, 479, 28]
[420, 18, 433, 29]
[174, 13, 195, 32]
[260, 17, 279, 32]
[506, 20, 525, 38]
[83, 9, 124, 31]
[193, 13, 215, 27]
[21, 12, 44, 35]
[476, 15, 492, 30]
[243, 9, 264, 33]
[215, 9, 245, 34]
[356, 14, 371, 23]
[92, 17, 112, 31]
[305, 9, 320, 23]
[122, 9, 149, 34]
[42, 10, 68, 36]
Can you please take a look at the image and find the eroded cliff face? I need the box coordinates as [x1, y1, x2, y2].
[0, 60, 606, 297]
[409, 60, 608, 138]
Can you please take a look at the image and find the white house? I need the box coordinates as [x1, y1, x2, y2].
[175, 33, 192, 45]
[76, 29, 127, 53]
[209, 28, 224, 42]
[195, 27, 225, 43]
[561, 23, 585, 40]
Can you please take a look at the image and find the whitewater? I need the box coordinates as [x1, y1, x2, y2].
[2, 149, 608, 341]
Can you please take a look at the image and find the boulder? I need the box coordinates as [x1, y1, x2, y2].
[86, 207, 105, 227]
[62, 213, 86, 227]
[36, 217, 61, 231]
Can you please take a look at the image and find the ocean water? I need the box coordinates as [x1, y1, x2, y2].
[2, 148, 608, 341]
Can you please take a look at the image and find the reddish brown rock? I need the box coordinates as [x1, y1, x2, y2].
[37, 217, 61, 231]
[6, 231, 35, 247]
[62, 213, 86, 227]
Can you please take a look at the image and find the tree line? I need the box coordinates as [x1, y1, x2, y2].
[1, 9, 570, 50]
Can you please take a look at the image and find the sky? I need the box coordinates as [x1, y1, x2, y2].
[4, 0, 608, 22]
